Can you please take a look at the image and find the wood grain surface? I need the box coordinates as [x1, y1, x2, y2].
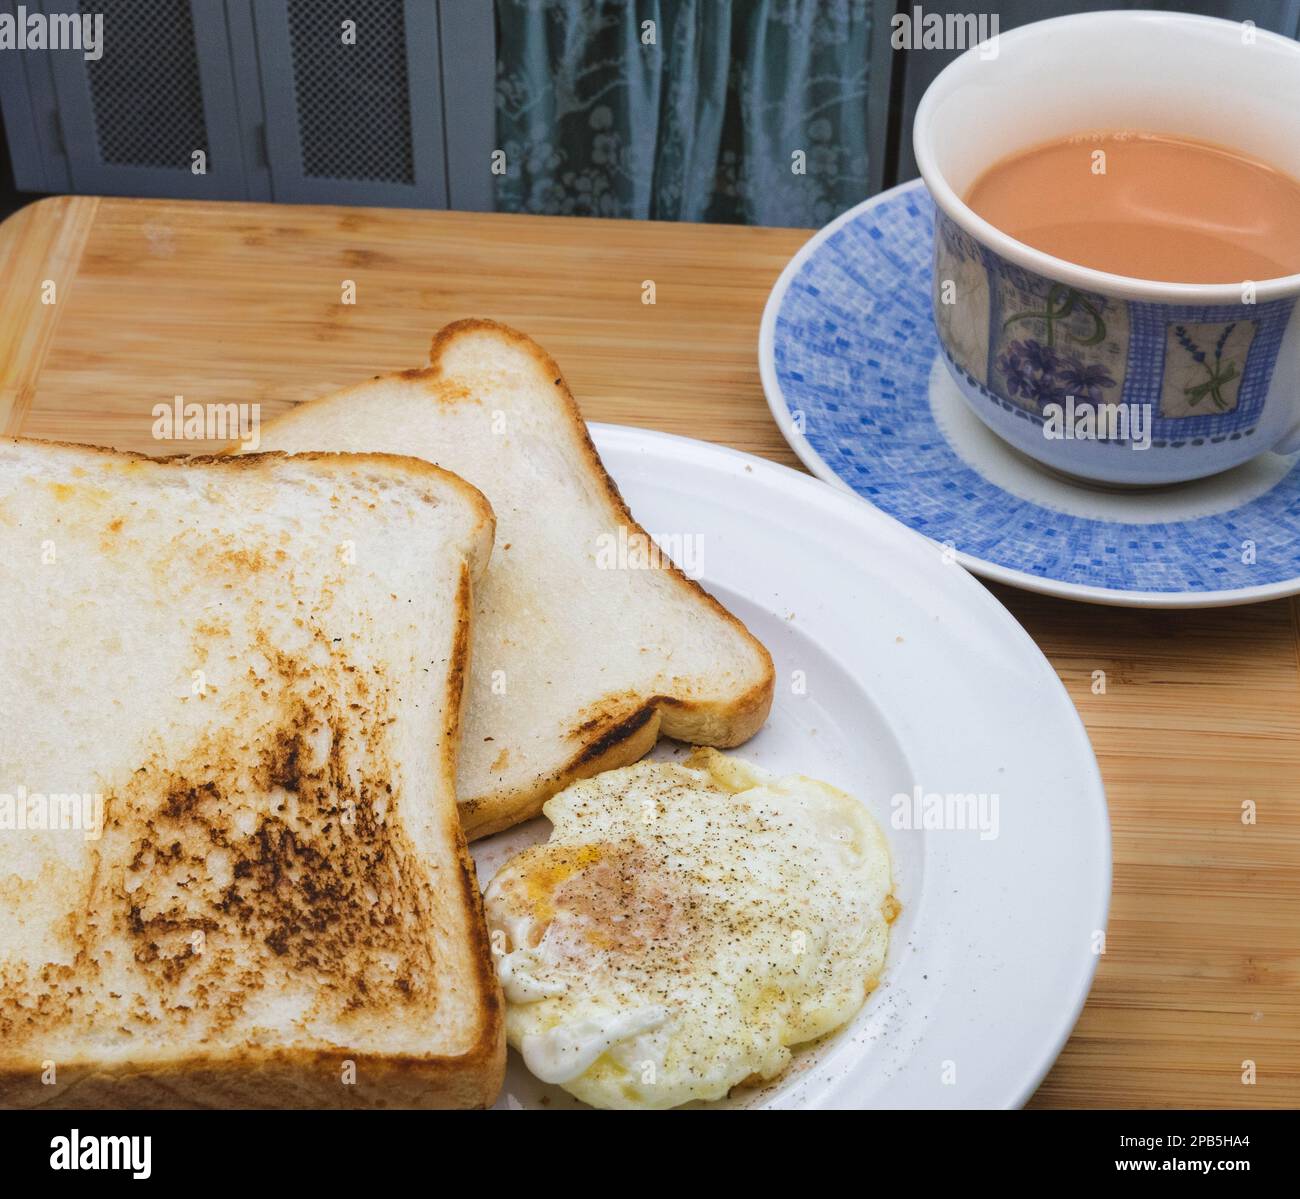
[2, 196, 1296, 1109]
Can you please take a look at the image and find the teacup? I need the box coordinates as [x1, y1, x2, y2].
[913, 11, 1300, 486]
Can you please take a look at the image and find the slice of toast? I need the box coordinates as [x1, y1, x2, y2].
[0, 439, 504, 1109]
[248, 320, 775, 839]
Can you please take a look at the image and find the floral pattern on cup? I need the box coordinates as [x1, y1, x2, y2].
[1160, 321, 1255, 418]
[995, 339, 1118, 411]
[934, 211, 1134, 418]
[990, 273, 1129, 416]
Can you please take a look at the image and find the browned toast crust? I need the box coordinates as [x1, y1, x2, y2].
[0, 440, 504, 1108]
[423, 319, 775, 839]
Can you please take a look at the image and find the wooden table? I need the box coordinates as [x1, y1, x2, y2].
[2, 195, 1297, 1109]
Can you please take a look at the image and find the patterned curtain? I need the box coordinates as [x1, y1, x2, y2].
[494, 0, 874, 227]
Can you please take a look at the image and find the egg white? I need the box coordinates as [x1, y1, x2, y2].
[484, 749, 897, 1109]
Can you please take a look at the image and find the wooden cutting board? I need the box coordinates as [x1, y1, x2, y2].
[2, 194, 1297, 1108]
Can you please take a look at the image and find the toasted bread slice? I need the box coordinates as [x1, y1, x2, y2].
[248, 320, 775, 839]
[0, 439, 504, 1109]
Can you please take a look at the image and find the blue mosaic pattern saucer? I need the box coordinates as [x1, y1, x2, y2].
[759, 180, 1300, 607]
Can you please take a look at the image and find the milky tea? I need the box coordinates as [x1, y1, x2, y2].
[964, 131, 1300, 284]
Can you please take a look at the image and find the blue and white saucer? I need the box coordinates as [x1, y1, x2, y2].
[759, 179, 1300, 607]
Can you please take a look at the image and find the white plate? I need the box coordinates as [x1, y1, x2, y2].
[473, 424, 1110, 1109]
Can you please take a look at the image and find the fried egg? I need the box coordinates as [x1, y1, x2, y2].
[484, 748, 897, 1109]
